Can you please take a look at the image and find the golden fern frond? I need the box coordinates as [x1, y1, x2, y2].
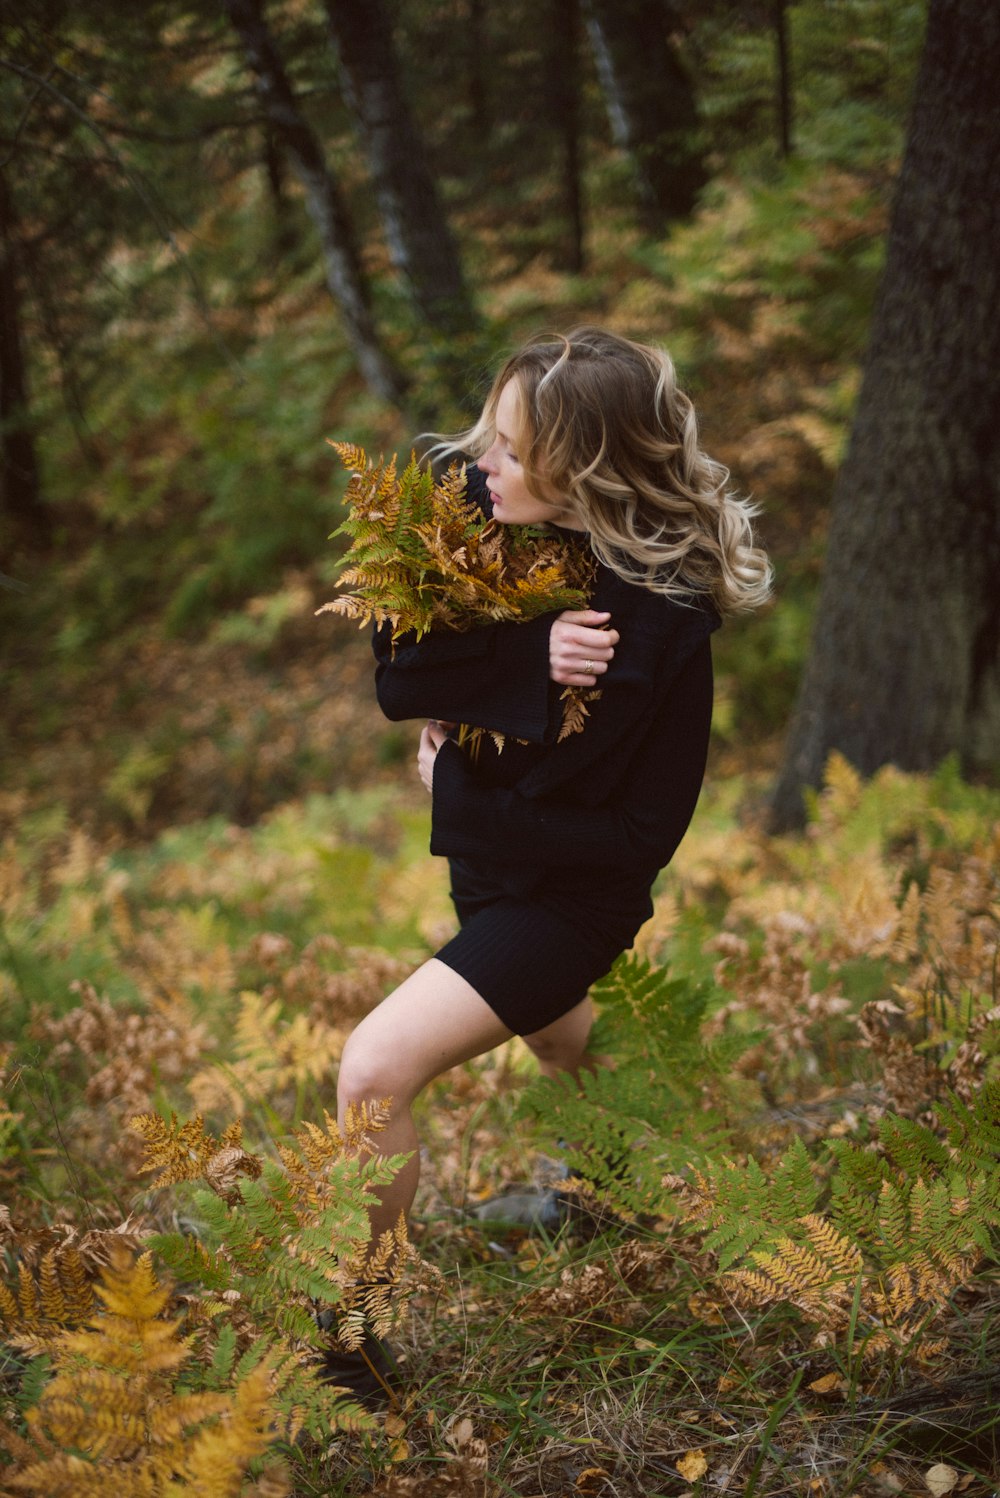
[725, 1267, 782, 1307]
[4, 1246, 292, 1496]
[891, 880, 923, 962]
[321, 447, 595, 684]
[558, 686, 601, 742]
[819, 751, 863, 822]
[170, 1362, 280, 1497]
[342, 1097, 393, 1148]
[0, 1275, 19, 1325]
[751, 1237, 837, 1300]
[327, 439, 367, 471]
[129, 1110, 218, 1186]
[922, 866, 965, 956]
[799, 1214, 863, 1279]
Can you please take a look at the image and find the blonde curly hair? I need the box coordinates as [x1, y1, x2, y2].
[440, 326, 772, 617]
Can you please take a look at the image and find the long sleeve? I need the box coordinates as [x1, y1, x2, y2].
[373, 611, 560, 741]
[429, 638, 714, 872]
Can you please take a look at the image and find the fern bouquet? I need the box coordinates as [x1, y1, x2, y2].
[318, 443, 600, 743]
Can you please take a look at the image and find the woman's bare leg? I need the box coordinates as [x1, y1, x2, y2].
[522, 994, 606, 1082]
[336, 958, 514, 1248]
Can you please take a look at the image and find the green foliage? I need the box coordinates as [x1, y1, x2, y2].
[693, 1138, 822, 1271]
[679, 1083, 1000, 1353]
[520, 955, 756, 1213]
[696, 0, 926, 169]
[129, 1106, 411, 1439]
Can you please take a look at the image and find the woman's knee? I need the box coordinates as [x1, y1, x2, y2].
[337, 1027, 414, 1113]
[522, 997, 593, 1074]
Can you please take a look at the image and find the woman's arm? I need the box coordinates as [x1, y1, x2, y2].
[374, 610, 618, 743]
[373, 612, 559, 741]
[427, 640, 714, 873]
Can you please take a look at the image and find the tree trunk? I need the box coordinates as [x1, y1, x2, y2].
[221, 0, 406, 406]
[467, 0, 489, 146]
[322, 0, 476, 338]
[770, 0, 1000, 829]
[583, 0, 706, 232]
[550, 0, 586, 272]
[0, 165, 48, 548]
[773, 0, 793, 158]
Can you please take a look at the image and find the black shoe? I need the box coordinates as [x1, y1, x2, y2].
[317, 1328, 402, 1411]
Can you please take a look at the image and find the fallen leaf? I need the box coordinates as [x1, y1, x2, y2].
[575, 1467, 609, 1493]
[925, 1466, 959, 1497]
[446, 1415, 474, 1450]
[808, 1372, 848, 1395]
[677, 1448, 709, 1482]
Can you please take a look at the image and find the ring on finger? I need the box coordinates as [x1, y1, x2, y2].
[583, 659, 596, 673]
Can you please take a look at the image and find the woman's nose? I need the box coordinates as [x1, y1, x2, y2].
[477, 443, 498, 474]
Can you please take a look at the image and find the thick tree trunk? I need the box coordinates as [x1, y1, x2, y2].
[770, 0, 1000, 829]
[322, 0, 476, 337]
[221, 0, 406, 406]
[583, 0, 706, 231]
[0, 166, 48, 548]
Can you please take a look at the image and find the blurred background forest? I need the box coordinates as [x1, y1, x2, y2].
[4, 3, 1000, 1495]
[1, 0, 935, 840]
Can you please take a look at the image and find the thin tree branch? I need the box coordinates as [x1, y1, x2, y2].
[0, 55, 243, 380]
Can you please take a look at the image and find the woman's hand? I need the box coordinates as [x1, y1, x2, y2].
[417, 719, 452, 793]
[549, 610, 619, 686]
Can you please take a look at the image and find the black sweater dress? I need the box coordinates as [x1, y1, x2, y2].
[372, 467, 720, 1036]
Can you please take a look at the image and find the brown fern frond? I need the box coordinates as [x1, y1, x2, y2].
[327, 439, 370, 474]
[725, 1267, 781, 1307]
[130, 1111, 258, 1190]
[320, 444, 597, 745]
[799, 1215, 863, 1279]
[558, 686, 601, 741]
[747, 1236, 855, 1321]
[204, 1145, 264, 1204]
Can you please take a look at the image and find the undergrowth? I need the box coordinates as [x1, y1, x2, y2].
[2, 757, 998, 1494]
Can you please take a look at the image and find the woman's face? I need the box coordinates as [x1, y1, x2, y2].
[477, 380, 583, 528]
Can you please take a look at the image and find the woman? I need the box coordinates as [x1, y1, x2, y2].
[326, 327, 771, 1403]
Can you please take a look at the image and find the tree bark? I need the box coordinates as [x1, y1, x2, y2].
[770, 0, 1000, 829]
[773, 0, 793, 158]
[550, 0, 586, 272]
[0, 165, 48, 548]
[221, 0, 406, 406]
[583, 0, 706, 231]
[322, 0, 476, 337]
[467, 0, 489, 146]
